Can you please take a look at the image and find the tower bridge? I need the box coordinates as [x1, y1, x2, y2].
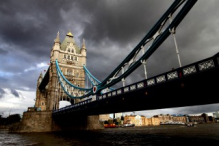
[11, 0, 219, 132]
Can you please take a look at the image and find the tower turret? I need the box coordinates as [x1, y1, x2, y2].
[37, 72, 43, 86]
[81, 38, 87, 57]
[51, 31, 60, 62]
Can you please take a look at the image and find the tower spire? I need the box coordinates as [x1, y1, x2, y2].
[82, 38, 86, 49]
[54, 31, 60, 43]
[67, 30, 73, 37]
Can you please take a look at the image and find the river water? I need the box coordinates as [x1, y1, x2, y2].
[1, 123, 219, 146]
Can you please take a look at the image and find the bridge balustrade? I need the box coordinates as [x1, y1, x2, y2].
[53, 98, 93, 113]
[98, 53, 219, 100]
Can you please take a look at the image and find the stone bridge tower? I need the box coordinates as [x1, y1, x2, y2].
[35, 31, 87, 111]
[11, 32, 104, 132]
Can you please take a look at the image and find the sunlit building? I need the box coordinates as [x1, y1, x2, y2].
[124, 115, 160, 126]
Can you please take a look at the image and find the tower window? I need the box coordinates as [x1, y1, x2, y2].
[68, 48, 70, 52]
[72, 49, 74, 53]
[70, 56, 73, 60]
[67, 69, 72, 76]
[68, 55, 70, 60]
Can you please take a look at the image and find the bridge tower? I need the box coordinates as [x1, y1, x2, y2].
[11, 32, 103, 132]
[35, 31, 87, 111]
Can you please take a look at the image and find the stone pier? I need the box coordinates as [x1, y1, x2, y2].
[9, 111, 104, 133]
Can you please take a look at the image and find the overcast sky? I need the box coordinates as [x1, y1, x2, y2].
[0, 0, 219, 117]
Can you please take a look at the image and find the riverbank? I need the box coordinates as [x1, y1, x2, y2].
[0, 125, 9, 130]
[1, 122, 219, 145]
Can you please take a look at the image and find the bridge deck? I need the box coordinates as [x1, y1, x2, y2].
[53, 53, 219, 117]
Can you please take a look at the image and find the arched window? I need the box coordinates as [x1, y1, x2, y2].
[68, 48, 70, 52]
[67, 69, 72, 76]
[72, 49, 74, 53]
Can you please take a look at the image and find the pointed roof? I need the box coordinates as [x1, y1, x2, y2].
[39, 72, 43, 79]
[67, 31, 73, 37]
[60, 32, 80, 53]
[82, 38, 86, 49]
[54, 31, 60, 43]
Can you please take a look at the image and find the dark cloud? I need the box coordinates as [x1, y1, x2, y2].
[0, 48, 8, 54]
[0, 0, 219, 114]
[10, 89, 19, 97]
[0, 87, 5, 98]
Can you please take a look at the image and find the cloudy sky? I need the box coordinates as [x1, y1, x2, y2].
[0, 0, 219, 117]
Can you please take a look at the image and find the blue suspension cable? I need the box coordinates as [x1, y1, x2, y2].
[55, 60, 92, 99]
[56, 60, 92, 91]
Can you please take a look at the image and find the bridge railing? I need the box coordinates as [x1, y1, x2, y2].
[53, 98, 93, 113]
[97, 52, 219, 100]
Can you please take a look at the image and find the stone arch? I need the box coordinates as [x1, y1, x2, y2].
[58, 95, 74, 109]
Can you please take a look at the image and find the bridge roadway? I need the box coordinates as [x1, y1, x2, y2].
[53, 52, 219, 118]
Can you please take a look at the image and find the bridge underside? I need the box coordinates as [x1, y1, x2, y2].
[53, 65, 219, 118]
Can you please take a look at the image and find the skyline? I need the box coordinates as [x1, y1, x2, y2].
[0, 0, 219, 117]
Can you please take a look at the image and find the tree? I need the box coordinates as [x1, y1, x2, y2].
[121, 115, 124, 121]
[7, 114, 21, 125]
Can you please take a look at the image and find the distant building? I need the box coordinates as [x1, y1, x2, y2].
[153, 114, 187, 124]
[146, 117, 160, 126]
[208, 116, 215, 122]
[188, 116, 205, 123]
[201, 113, 209, 123]
[155, 114, 172, 123]
[124, 115, 160, 126]
[172, 115, 187, 123]
[115, 113, 123, 119]
[213, 111, 219, 118]
[99, 114, 110, 121]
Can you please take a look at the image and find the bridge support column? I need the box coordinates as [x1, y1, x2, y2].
[10, 111, 104, 133]
[9, 111, 53, 133]
[53, 115, 104, 131]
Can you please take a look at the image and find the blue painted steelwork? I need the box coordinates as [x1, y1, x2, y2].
[93, 0, 197, 93]
[56, 60, 92, 91]
[57, 73, 91, 99]
[55, 0, 197, 98]
[83, 65, 114, 92]
[83, 65, 101, 85]
[55, 60, 93, 99]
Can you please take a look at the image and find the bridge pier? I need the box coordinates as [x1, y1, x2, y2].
[53, 115, 104, 131]
[9, 110, 52, 133]
[9, 110, 104, 133]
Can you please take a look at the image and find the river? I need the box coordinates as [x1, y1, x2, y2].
[1, 123, 219, 146]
